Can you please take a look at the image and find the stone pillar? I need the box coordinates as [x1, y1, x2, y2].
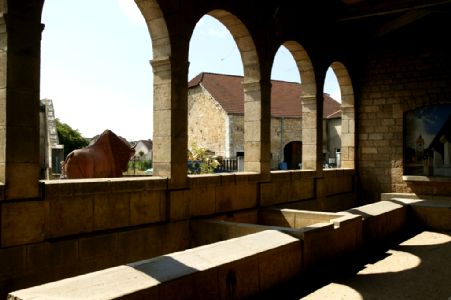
[341, 104, 355, 169]
[0, 3, 43, 199]
[315, 93, 324, 171]
[301, 95, 318, 170]
[243, 79, 271, 177]
[151, 56, 188, 189]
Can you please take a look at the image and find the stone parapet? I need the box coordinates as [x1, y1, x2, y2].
[9, 230, 302, 300]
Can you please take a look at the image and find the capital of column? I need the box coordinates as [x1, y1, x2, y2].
[301, 95, 317, 105]
[242, 79, 272, 92]
[150, 56, 171, 72]
[241, 80, 260, 93]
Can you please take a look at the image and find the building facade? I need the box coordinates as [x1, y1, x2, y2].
[188, 73, 341, 169]
[39, 99, 64, 179]
[133, 140, 153, 161]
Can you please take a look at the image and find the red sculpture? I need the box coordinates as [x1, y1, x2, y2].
[62, 129, 135, 179]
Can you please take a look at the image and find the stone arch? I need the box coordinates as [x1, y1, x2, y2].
[196, 10, 263, 173]
[329, 61, 355, 169]
[281, 41, 318, 170]
[207, 10, 260, 83]
[135, 0, 170, 60]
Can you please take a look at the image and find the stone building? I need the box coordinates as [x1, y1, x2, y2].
[188, 72, 341, 169]
[39, 98, 64, 179]
[1, 1, 451, 299]
[133, 139, 153, 161]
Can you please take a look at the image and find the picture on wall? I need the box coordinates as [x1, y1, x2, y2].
[404, 104, 451, 177]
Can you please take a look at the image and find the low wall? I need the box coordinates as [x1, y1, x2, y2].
[190, 209, 363, 271]
[343, 200, 408, 245]
[259, 208, 344, 228]
[0, 170, 356, 296]
[9, 230, 302, 300]
[381, 193, 451, 230]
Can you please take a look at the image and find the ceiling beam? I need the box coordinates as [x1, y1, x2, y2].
[337, 0, 451, 22]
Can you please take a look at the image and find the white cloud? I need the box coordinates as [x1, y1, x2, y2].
[117, 0, 145, 25]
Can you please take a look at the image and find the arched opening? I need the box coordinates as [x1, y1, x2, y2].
[270, 45, 302, 170]
[272, 41, 317, 170]
[323, 67, 343, 168]
[283, 141, 303, 170]
[284, 42, 317, 170]
[187, 15, 243, 174]
[187, 10, 261, 174]
[328, 61, 355, 169]
[40, 0, 156, 178]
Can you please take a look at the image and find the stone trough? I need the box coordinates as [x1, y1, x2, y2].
[10, 196, 449, 300]
[191, 208, 363, 270]
[9, 208, 361, 300]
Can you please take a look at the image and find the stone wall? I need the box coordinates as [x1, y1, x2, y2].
[357, 24, 451, 202]
[188, 87, 303, 164]
[228, 114, 244, 158]
[324, 118, 342, 166]
[188, 86, 228, 157]
[271, 117, 302, 169]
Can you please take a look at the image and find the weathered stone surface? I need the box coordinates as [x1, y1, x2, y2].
[8, 230, 301, 300]
[49, 195, 94, 237]
[130, 190, 166, 225]
[1, 201, 48, 247]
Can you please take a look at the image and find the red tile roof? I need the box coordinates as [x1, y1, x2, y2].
[188, 72, 341, 118]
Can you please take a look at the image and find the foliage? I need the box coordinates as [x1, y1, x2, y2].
[128, 159, 152, 173]
[188, 143, 220, 174]
[55, 118, 89, 157]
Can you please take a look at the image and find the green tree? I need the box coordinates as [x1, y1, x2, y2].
[56, 118, 89, 157]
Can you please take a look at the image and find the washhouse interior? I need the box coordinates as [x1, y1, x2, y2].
[0, 0, 450, 299]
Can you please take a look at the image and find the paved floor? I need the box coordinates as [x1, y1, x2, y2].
[258, 230, 451, 300]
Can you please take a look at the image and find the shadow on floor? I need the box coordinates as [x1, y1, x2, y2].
[253, 229, 451, 300]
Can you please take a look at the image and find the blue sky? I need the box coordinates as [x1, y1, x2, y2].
[41, 0, 340, 141]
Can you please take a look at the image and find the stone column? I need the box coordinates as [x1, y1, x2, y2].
[341, 101, 355, 169]
[340, 80, 355, 169]
[243, 79, 271, 178]
[0, 4, 43, 199]
[301, 95, 318, 170]
[331, 63, 355, 169]
[315, 92, 324, 171]
[151, 56, 188, 189]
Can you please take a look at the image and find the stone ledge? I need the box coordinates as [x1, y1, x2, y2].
[380, 192, 419, 201]
[391, 198, 451, 231]
[342, 200, 408, 244]
[0, 182, 4, 201]
[402, 175, 451, 182]
[41, 177, 168, 197]
[343, 200, 405, 219]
